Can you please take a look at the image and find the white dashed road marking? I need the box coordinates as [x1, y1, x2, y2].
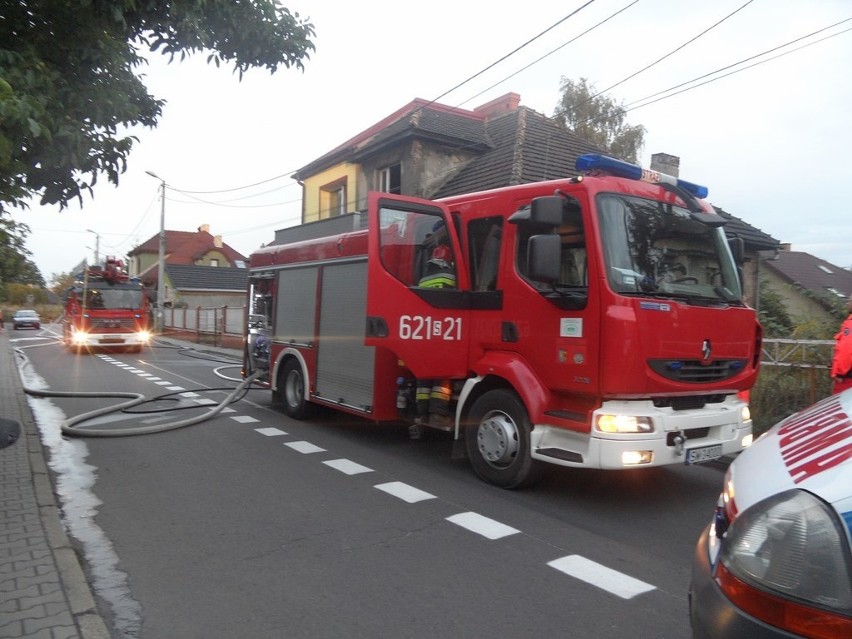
[97, 353, 660, 601]
[285, 441, 326, 454]
[255, 427, 288, 436]
[547, 555, 656, 599]
[446, 512, 520, 540]
[374, 482, 436, 503]
[323, 459, 373, 475]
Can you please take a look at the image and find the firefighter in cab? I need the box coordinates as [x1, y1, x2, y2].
[412, 221, 456, 438]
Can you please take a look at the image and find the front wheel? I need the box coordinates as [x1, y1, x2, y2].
[277, 359, 314, 420]
[464, 389, 542, 489]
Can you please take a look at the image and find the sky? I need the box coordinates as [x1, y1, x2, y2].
[10, 0, 852, 282]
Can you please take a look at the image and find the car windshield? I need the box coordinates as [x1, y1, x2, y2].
[597, 193, 743, 304]
[16, 310, 38, 317]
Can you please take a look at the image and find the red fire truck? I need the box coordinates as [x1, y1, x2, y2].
[63, 256, 152, 353]
[245, 154, 761, 488]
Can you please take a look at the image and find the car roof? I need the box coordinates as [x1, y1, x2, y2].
[16, 309, 38, 314]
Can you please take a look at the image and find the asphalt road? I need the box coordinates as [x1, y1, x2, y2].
[19, 335, 726, 638]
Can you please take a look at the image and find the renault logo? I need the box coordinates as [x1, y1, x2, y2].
[702, 339, 712, 362]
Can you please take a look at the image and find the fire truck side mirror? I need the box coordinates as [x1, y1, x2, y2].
[728, 236, 745, 265]
[0, 418, 21, 450]
[528, 234, 561, 284]
[529, 196, 564, 227]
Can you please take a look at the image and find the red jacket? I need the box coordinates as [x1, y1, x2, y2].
[831, 314, 852, 378]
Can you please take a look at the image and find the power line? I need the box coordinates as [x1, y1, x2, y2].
[175, 171, 298, 194]
[588, 0, 756, 101]
[574, 18, 852, 127]
[621, 16, 852, 112]
[425, 1, 599, 109]
[457, 0, 640, 108]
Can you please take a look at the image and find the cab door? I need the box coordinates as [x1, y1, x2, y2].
[364, 192, 471, 379]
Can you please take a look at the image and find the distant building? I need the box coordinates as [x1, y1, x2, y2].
[127, 224, 247, 307]
[164, 264, 249, 309]
[760, 247, 852, 324]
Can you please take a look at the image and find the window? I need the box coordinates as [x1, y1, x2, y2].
[468, 217, 503, 291]
[378, 206, 455, 288]
[320, 180, 347, 218]
[209, 258, 219, 267]
[329, 185, 346, 216]
[377, 164, 402, 194]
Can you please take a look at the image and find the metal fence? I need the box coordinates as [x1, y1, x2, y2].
[163, 305, 246, 349]
[752, 338, 835, 435]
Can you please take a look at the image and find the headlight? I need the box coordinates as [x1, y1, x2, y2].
[71, 331, 89, 345]
[595, 415, 653, 434]
[136, 330, 152, 343]
[716, 489, 852, 638]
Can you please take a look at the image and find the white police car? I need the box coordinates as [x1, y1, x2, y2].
[689, 388, 852, 638]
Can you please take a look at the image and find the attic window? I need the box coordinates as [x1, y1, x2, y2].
[817, 264, 833, 274]
[825, 287, 847, 298]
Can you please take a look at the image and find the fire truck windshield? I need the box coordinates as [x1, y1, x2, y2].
[84, 287, 144, 310]
[598, 193, 743, 304]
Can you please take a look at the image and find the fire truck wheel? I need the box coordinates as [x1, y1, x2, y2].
[465, 389, 542, 489]
[278, 359, 314, 420]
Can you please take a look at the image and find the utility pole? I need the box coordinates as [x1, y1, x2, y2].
[86, 229, 100, 264]
[145, 171, 167, 334]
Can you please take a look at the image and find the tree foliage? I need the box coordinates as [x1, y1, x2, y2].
[0, 0, 315, 211]
[0, 216, 44, 294]
[757, 278, 794, 338]
[553, 77, 645, 163]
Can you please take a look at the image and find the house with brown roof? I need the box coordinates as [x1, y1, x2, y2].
[288, 92, 780, 306]
[127, 225, 248, 307]
[760, 246, 852, 324]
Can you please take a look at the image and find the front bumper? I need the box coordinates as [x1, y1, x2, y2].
[70, 332, 150, 347]
[689, 525, 800, 639]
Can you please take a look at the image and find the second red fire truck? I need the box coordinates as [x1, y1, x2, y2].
[245, 154, 761, 488]
[63, 256, 152, 353]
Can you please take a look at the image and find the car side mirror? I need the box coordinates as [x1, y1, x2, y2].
[0, 418, 21, 449]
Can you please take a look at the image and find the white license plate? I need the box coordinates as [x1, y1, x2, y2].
[685, 444, 722, 465]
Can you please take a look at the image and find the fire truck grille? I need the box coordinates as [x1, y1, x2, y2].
[90, 318, 136, 330]
[647, 359, 748, 383]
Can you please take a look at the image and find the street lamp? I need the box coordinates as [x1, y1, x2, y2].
[145, 170, 166, 334]
[85, 229, 100, 264]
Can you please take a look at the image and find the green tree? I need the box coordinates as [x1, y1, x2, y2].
[757, 278, 794, 338]
[49, 270, 76, 295]
[0, 217, 44, 295]
[0, 0, 315, 211]
[553, 77, 645, 163]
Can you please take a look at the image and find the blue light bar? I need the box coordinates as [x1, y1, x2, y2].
[575, 154, 709, 199]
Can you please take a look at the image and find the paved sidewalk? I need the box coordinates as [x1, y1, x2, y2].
[0, 331, 110, 639]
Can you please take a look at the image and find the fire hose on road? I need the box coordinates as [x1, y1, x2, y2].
[15, 339, 259, 437]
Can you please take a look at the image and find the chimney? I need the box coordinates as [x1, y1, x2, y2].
[214, 235, 223, 248]
[198, 224, 210, 234]
[650, 153, 680, 177]
[473, 93, 521, 120]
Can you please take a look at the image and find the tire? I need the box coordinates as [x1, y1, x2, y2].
[278, 359, 314, 420]
[464, 389, 543, 489]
